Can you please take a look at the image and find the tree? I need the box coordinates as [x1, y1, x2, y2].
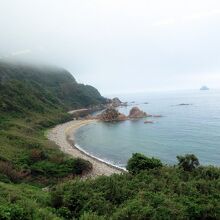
[177, 154, 199, 172]
[126, 153, 162, 174]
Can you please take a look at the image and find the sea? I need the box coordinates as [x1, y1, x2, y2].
[74, 90, 220, 168]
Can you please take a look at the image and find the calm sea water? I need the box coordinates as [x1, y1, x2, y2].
[75, 90, 220, 167]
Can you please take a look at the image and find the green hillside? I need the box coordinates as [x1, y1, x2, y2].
[0, 61, 106, 117]
[0, 61, 106, 187]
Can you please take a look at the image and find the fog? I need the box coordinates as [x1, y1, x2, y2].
[0, 0, 220, 94]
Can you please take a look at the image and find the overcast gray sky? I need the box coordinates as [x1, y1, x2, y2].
[0, 0, 220, 94]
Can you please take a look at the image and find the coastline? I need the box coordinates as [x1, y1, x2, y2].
[47, 119, 125, 178]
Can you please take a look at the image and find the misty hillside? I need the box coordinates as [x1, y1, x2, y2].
[0, 61, 106, 117]
[0, 61, 106, 187]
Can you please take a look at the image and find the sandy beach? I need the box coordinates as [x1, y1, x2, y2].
[47, 119, 123, 178]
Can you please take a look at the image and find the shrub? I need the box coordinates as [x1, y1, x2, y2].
[79, 212, 106, 220]
[29, 149, 47, 163]
[56, 207, 72, 219]
[51, 187, 64, 209]
[203, 167, 220, 180]
[112, 198, 154, 220]
[0, 173, 10, 183]
[0, 161, 24, 183]
[30, 158, 92, 178]
[30, 161, 64, 177]
[126, 153, 162, 174]
[177, 154, 200, 172]
[0, 204, 28, 220]
[72, 158, 92, 175]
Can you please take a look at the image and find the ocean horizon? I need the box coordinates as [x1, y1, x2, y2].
[75, 89, 220, 168]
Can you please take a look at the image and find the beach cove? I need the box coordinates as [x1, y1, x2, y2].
[47, 119, 124, 178]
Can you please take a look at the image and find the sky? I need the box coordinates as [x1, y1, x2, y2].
[0, 0, 220, 95]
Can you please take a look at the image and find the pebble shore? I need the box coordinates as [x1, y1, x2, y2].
[47, 119, 123, 178]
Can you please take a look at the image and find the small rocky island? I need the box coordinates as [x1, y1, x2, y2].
[111, 97, 127, 107]
[96, 106, 150, 122]
[200, 86, 209, 90]
[128, 107, 147, 118]
[68, 96, 162, 123]
[98, 108, 127, 122]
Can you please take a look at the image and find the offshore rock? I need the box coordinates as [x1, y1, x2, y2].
[144, 120, 154, 124]
[128, 107, 147, 118]
[112, 97, 122, 107]
[98, 108, 127, 122]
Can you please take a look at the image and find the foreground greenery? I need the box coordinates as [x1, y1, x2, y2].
[0, 61, 220, 219]
[50, 154, 220, 220]
[1, 153, 220, 219]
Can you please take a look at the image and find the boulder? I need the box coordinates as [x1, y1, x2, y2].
[128, 107, 147, 118]
[144, 120, 154, 124]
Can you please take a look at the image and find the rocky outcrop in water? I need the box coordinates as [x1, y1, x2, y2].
[128, 107, 147, 118]
[177, 103, 192, 106]
[144, 120, 153, 124]
[200, 86, 209, 90]
[111, 97, 127, 107]
[97, 108, 127, 122]
[96, 105, 159, 123]
[112, 97, 122, 107]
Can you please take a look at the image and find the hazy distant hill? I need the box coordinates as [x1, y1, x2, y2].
[0, 61, 106, 116]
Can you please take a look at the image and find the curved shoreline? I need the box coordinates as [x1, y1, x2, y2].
[47, 119, 125, 178]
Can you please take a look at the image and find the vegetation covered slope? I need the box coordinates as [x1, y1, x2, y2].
[47, 154, 220, 220]
[0, 61, 106, 186]
[0, 61, 106, 116]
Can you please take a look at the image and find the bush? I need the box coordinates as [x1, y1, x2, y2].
[72, 158, 92, 175]
[51, 187, 64, 209]
[177, 154, 199, 172]
[0, 204, 28, 220]
[0, 174, 10, 183]
[0, 161, 24, 183]
[56, 207, 72, 219]
[30, 158, 92, 178]
[200, 166, 220, 180]
[112, 198, 153, 220]
[29, 149, 47, 163]
[79, 212, 106, 220]
[126, 153, 162, 174]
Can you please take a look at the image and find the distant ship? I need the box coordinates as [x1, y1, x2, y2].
[200, 86, 209, 90]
